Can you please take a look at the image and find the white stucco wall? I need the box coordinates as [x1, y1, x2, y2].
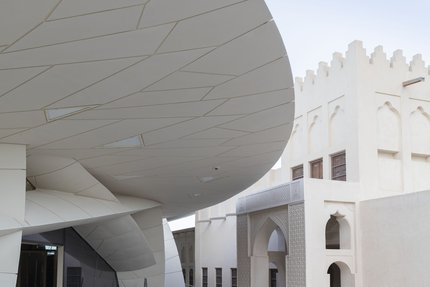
[360, 190, 430, 287]
[195, 216, 237, 287]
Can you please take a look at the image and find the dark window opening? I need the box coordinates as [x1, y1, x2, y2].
[327, 263, 341, 287]
[270, 268, 278, 287]
[331, 152, 346, 181]
[231, 268, 237, 287]
[215, 268, 222, 287]
[310, 158, 323, 179]
[326, 216, 340, 249]
[292, 165, 304, 180]
[202, 268, 208, 287]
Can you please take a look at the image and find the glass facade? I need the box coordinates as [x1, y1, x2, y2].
[20, 228, 118, 287]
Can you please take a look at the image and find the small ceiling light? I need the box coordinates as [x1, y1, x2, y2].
[402, 77, 425, 87]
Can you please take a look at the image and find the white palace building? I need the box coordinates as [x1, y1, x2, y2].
[195, 41, 430, 287]
[0, 1, 295, 287]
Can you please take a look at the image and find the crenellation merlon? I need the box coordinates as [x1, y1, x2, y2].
[304, 70, 316, 85]
[330, 52, 344, 70]
[295, 77, 304, 92]
[370, 46, 389, 66]
[317, 62, 329, 78]
[390, 49, 407, 69]
[410, 54, 426, 74]
[345, 40, 368, 63]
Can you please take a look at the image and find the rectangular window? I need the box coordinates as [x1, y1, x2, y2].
[189, 269, 194, 286]
[231, 268, 237, 287]
[292, 165, 304, 180]
[331, 152, 346, 181]
[270, 269, 278, 287]
[310, 158, 323, 179]
[202, 268, 208, 287]
[215, 268, 222, 287]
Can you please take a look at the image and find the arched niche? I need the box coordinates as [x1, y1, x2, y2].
[327, 261, 355, 287]
[329, 105, 346, 147]
[308, 115, 323, 154]
[288, 123, 303, 160]
[325, 213, 351, 250]
[251, 217, 288, 287]
[410, 107, 430, 155]
[253, 218, 287, 257]
[377, 102, 401, 152]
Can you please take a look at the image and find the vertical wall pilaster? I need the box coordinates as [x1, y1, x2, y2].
[287, 203, 306, 287]
[0, 144, 26, 286]
[237, 214, 250, 287]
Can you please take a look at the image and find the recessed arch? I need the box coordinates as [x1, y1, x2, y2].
[308, 114, 323, 154]
[410, 106, 430, 155]
[325, 212, 351, 249]
[327, 261, 355, 287]
[377, 101, 401, 152]
[329, 105, 346, 147]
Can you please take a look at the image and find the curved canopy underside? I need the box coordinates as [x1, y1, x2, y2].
[0, 0, 294, 218]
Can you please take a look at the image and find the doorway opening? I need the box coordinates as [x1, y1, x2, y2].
[16, 243, 61, 287]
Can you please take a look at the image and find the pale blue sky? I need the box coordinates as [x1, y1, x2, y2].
[266, 0, 430, 77]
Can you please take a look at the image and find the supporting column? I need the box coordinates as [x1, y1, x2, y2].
[0, 144, 26, 286]
[250, 255, 269, 287]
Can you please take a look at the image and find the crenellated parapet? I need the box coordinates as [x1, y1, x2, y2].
[294, 40, 430, 94]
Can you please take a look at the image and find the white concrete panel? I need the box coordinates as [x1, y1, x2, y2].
[75, 215, 156, 271]
[0, 67, 47, 96]
[0, 231, 22, 273]
[224, 124, 292, 146]
[140, 0, 243, 28]
[0, 129, 26, 139]
[40, 118, 190, 149]
[24, 200, 64, 226]
[0, 58, 140, 112]
[2, 120, 117, 148]
[0, 273, 17, 287]
[0, 170, 26, 220]
[0, 24, 173, 68]
[140, 225, 164, 252]
[49, 48, 212, 107]
[0, 144, 26, 170]
[33, 162, 100, 194]
[49, 0, 149, 20]
[205, 58, 293, 99]
[99, 88, 211, 109]
[0, 0, 57, 46]
[7, 7, 142, 51]
[150, 138, 227, 149]
[184, 21, 285, 76]
[220, 142, 285, 157]
[77, 184, 118, 201]
[158, 0, 271, 52]
[186, 127, 249, 139]
[146, 72, 234, 91]
[142, 116, 240, 145]
[26, 191, 90, 221]
[26, 155, 75, 176]
[208, 89, 292, 116]
[70, 100, 224, 119]
[30, 148, 136, 161]
[220, 103, 294, 132]
[0, 111, 46, 129]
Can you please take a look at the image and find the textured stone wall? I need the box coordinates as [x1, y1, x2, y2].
[287, 203, 306, 287]
[237, 214, 250, 287]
